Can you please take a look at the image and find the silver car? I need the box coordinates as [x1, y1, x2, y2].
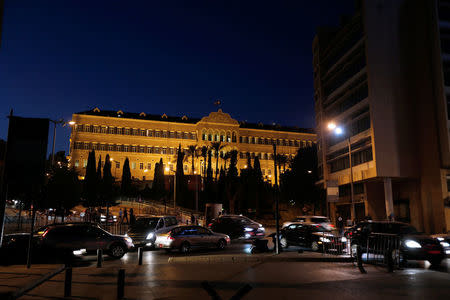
[155, 225, 230, 253]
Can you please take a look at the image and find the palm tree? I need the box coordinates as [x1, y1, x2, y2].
[187, 145, 197, 175]
[211, 141, 224, 181]
[277, 154, 288, 174]
[222, 151, 231, 171]
[201, 146, 208, 177]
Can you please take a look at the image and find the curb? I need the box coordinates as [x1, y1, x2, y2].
[168, 255, 354, 264]
[5, 265, 66, 300]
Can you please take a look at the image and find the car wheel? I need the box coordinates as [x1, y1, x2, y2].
[428, 258, 443, 267]
[108, 244, 126, 259]
[180, 242, 191, 254]
[280, 237, 288, 249]
[217, 239, 226, 250]
[311, 241, 320, 252]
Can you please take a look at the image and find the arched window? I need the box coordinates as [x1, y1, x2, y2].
[232, 132, 237, 143]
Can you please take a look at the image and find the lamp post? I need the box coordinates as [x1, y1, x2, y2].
[165, 166, 176, 208]
[327, 122, 355, 222]
[50, 119, 76, 167]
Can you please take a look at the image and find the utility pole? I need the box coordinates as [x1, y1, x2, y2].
[273, 143, 280, 255]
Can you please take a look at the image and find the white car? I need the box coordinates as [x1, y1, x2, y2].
[282, 216, 334, 230]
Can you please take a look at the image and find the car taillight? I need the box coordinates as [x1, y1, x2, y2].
[329, 224, 335, 228]
[167, 231, 174, 240]
[42, 229, 49, 237]
[208, 223, 212, 227]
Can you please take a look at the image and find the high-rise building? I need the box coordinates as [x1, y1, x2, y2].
[313, 0, 450, 233]
[69, 108, 315, 185]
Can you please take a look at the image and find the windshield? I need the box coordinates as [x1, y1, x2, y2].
[132, 218, 160, 229]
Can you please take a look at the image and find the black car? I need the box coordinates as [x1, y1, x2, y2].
[279, 223, 346, 252]
[39, 223, 134, 259]
[126, 216, 178, 248]
[208, 215, 265, 240]
[348, 221, 445, 266]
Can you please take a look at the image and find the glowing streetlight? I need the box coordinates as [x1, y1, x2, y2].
[68, 121, 76, 126]
[110, 157, 114, 162]
[165, 167, 170, 172]
[327, 122, 336, 130]
[144, 169, 148, 173]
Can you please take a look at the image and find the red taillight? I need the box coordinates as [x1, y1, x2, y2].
[208, 223, 212, 227]
[167, 231, 174, 240]
[329, 224, 335, 228]
[42, 229, 49, 237]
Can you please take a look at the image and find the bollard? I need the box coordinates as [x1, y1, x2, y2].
[64, 267, 72, 297]
[97, 249, 103, 268]
[357, 245, 366, 274]
[138, 247, 143, 265]
[117, 269, 125, 300]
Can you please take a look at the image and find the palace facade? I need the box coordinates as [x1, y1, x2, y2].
[69, 108, 316, 184]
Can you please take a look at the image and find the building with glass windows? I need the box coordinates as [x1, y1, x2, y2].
[69, 108, 315, 185]
[313, 0, 450, 233]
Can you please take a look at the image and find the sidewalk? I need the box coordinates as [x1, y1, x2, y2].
[16, 258, 450, 299]
[0, 264, 64, 299]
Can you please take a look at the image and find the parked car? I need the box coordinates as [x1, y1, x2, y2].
[155, 225, 230, 253]
[282, 215, 333, 230]
[279, 223, 346, 252]
[126, 216, 178, 248]
[208, 215, 265, 240]
[432, 234, 450, 255]
[348, 221, 445, 266]
[38, 223, 133, 259]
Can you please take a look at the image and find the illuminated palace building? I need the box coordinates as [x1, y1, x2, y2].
[69, 108, 316, 184]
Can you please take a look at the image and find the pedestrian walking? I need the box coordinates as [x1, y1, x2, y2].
[123, 208, 129, 224]
[190, 213, 195, 225]
[129, 208, 135, 225]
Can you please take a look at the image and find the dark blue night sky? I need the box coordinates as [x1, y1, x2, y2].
[0, 0, 353, 153]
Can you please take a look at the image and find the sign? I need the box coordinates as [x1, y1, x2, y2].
[327, 180, 339, 202]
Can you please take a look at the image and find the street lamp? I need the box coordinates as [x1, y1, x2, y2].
[327, 122, 355, 222]
[165, 166, 176, 208]
[50, 119, 76, 166]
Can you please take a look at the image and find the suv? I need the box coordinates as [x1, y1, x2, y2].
[39, 223, 133, 259]
[209, 215, 265, 240]
[282, 216, 333, 230]
[348, 221, 445, 266]
[126, 216, 178, 248]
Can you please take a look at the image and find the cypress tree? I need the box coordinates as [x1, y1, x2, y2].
[121, 157, 132, 197]
[175, 145, 186, 206]
[206, 149, 213, 182]
[103, 154, 114, 205]
[96, 155, 102, 182]
[253, 156, 263, 182]
[84, 150, 97, 207]
[153, 161, 160, 193]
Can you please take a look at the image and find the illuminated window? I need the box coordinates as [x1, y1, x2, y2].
[75, 160, 79, 167]
[116, 127, 123, 135]
[147, 163, 152, 170]
[155, 131, 161, 137]
[140, 163, 144, 169]
[116, 161, 120, 169]
[147, 147, 153, 154]
[125, 128, 130, 135]
[101, 127, 107, 134]
[83, 159, 87, 168]
[132, 162, 136, 169]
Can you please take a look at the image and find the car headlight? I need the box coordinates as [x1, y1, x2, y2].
[124, 237, 132, 244]
[441, 242, 449, 248]
[260, 227, 265, 231]
[146, 232, 155, 240]
[125, 233, 129, 237]
[341, 237, 347, 243]
[244, 227, 253, 232]
[319, 237, 331, 243]
[437, 237, 444, 241]
[405, 240, 421, 248]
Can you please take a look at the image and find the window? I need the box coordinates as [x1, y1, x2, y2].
[83, 159, 87, 168]
[124, 145, 129, 152]
[183, 132, 189, 139]
[140, 163, 144, 169]
[184, 165, 188, 172]
[162, 148, 167, 154]
[232, 132, 236, 142]
[117, 127, 123, 135]
[147, 147, 153, 154]
[131, 146, 137, 153]
[132, 129, 139, 136]
[108, 127, 115, 134]
[75, 160, 79, 167]
[147, 163, 152, 170]
[108, 144, 114, 151]
[162, 131, 168, 138]
[132, 162, 136, 169]
[169, 131, 175, 138]
[101, 127, 107, 134]
[169, 148, 174, 155]
[268, 169, 271, 175]
[177, 132, 182, 139]
[147, 130, 153, 137]
[83, 143, 90, 150]
[139, 146, 145, 153]
[155, 131, 161, 137]
[154, 147, 160, 154]
[116, 161, 120, 169]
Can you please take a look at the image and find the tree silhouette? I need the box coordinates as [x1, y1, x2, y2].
[187, 145, 197, 175]
[121, 157, 132, 197]
[201, 146, 208, 177]
[84, 150, 97, 207]
[211, 141, 224, 181]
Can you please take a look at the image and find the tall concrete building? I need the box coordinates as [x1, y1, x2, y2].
[313, 0, 450, 233]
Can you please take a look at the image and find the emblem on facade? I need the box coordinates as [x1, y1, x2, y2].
[199, 109, 239, 125]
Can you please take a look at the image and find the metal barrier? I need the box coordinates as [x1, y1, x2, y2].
[365, 233, 401, 270]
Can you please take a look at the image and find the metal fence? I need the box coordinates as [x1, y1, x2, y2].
[364, 233, 401, 267]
